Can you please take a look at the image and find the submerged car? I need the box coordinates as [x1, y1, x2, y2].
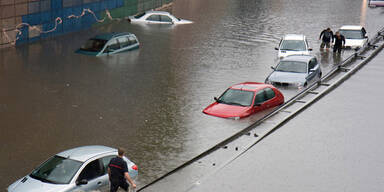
[275, 34, 312, 58]
[76, 32, 139, 56]
[265, 55, 322, 87]
[337, 25, 368, 49]
[203, 82, 284, 119]
[7, 145, 138, 192]
[368, 0, 384, 7]
[128, 11, 193, 24]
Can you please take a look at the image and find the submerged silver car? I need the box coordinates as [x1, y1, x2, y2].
[7, 145, 138, 192]
[76, 32, 140, 56]
[265, 55, 322, 87]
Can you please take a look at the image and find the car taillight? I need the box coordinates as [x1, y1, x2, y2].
[132, 165, 138, 170]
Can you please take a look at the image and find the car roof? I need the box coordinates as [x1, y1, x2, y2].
[339, 25, 363, 30]
[230, 82, 271, 92]
[94, 32, 134, 40]
[56, 145, 117, 162]
[282, 34, 306, 40]
[281, 55, 314, 63]
[145, 10, 171, 15]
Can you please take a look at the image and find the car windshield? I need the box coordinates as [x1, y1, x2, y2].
[276, 61, 307, 73]
[80, 38, 107, 52]
[30, 156, 82, 184]
[280, 40, 306, 51]
[217, 89, 254, 107]
[134, 12, 146, 19]
[339, 29, 364, 39]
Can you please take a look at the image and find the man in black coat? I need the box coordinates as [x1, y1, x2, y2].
[319, 28, 334, 50]
[333, 31, 345, 54]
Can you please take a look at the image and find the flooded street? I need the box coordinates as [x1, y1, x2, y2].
[184, 43, 384, 192]
[1, 0, 384, 190]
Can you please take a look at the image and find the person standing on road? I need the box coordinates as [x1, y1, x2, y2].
[319, 28, 334, 50]
[108, 147, 136, 192]
[333, 31, 346, 54]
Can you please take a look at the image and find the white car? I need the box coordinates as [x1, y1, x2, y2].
[128, 11, 192, 24]
[337, 25, 368, 49]
[368, 0, 384, 7]
[275, 34, 312, 58]
[7, 146, 138, 192]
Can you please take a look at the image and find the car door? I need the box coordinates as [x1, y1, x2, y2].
[253, 90, 266, 112]
[307, 58, 317, 82]
[263, 88, 279, 107]
[72, 159, 108, 192]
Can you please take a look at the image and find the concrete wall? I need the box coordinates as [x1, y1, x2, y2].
[0, 0, 172, 48]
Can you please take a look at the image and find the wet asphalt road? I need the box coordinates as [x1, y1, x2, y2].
[1, 0, 384, 190]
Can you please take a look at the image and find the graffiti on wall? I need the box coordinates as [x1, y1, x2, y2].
[1, 8, 117, 46]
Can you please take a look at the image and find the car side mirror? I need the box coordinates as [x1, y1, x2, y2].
[274, 47, 278, 50]
[76, 179, 88, 186]
[214, 97, 218, 101]
[271, 66, 275, 70]
[308, 48, 313, 51]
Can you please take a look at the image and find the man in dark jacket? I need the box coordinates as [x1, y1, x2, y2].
[319, 28, 334, 50]
[108, 147, 136, 192]
[333, 31, 346, 54]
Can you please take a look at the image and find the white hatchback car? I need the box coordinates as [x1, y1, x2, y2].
[7, 146, 138, 192]
[275, 34, 312, 58]
[338, 25, 368, 49]
[128, 11, 192, 24]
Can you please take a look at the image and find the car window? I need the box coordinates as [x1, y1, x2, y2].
[276, 61, 307, 73]
[80, 39, 107, 52]
[146, 15, 160, 21]
[264, 88, 275, 100]
[280, 40, 306, 51]
[134, 12, 145, 19]
[30, 156, 82, 184]
[101, 155, 115, 174]
[128, 36, 137, 45]
[109, 39, 120, 50]
[160, 15, 172, 22]
[339, 29, 364, 39]
[255, 90, 266, 104]
[77, 159, 104, 181]
[118, 37, 129, 48]
[218, 89, 254, 106]
[309, 58, 317, 69]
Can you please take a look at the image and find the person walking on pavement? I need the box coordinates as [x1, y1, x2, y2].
[333, 31, 345, 54]
[108, 147, 136, 192]
[319, 28, 334, 50]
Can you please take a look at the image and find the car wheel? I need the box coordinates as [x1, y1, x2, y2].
[304, 82, 308, 87]
[319, 72, 322, 78]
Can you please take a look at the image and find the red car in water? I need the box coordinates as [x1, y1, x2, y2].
[203, 82, 284, 119]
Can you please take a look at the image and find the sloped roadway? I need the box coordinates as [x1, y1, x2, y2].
[0, 0, 384, 191]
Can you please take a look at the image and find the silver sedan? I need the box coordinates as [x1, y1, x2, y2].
[128, 11, 193, 24]
[7, 145, 138, 192]
[265, 55, 322, 87]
